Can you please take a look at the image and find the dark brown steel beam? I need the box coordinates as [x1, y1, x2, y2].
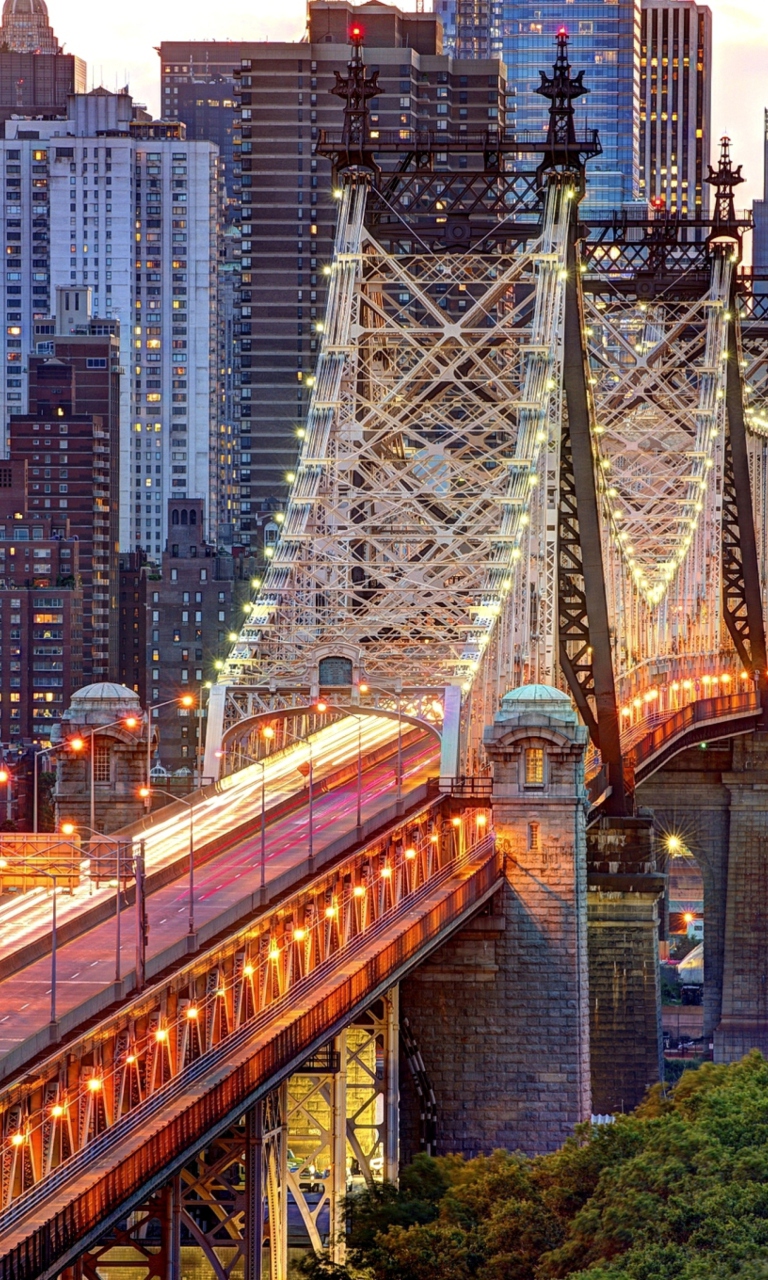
[724, 298, 768, 706]
[560, 213, 627, 814]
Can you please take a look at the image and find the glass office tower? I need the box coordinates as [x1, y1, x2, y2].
[439, 0, 642, 212]
[503, 2, 641, 211]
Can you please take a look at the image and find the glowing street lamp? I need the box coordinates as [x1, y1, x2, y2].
[140, 786, 196, 937]
[144, 694, 195, 804]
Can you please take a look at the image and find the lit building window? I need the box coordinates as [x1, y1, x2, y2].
[524, 747, 544, 786]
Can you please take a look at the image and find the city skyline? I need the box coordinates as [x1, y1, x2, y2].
[47, 0, 768, 219]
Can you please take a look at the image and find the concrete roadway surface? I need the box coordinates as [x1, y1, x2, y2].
[0, 730, 438, 1072]
[0, 715, 411, 977]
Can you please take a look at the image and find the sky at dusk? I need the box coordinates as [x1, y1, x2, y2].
[48, 0, 768, 212]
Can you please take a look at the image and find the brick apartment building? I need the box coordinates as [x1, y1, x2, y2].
[9, 288, 121, 681]
[147, 499, 238, 778]
[0, 459, 83, 744]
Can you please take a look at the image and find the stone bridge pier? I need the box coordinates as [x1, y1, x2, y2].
[638, 729, 768, 1063]
[400, 685, 591, 1158]
[400, 684, 670, 1157]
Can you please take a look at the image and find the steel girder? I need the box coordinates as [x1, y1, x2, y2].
[223, 176, 570, 711]
[582, 251, 734, 684]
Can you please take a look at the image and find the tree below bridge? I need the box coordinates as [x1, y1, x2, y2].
[302, 1051, 768, 1279]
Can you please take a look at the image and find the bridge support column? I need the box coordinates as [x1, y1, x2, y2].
[586, 817, 665, 1113]
[264, 1085, 288, 1280]
[245, 1103, 264, 1280]
[168, 1175, 182, 1280]
[331, 1031, 347, 1265]
[715, 732, 768, 1061]
[400, 685, 591, 1157]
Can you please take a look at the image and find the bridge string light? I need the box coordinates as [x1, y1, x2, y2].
[4, 815, 492, 1168]
[587, 269, 733, 615]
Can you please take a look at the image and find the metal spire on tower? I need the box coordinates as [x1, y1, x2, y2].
[534, 27, 600, 188]
[329, 23, 380, 174]
[706, 135, 745, 249]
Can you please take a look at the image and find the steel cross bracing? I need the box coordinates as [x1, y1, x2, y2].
[584, 249, 735, 681]
[224, 177, 571, 708]
[33, 1003, 401, 1280]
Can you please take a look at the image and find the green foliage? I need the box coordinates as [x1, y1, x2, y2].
[663, 1056, 704, 1085]
[328, 1053, 768, 1280]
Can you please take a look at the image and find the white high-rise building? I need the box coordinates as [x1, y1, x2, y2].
[0, 89, 219, 555]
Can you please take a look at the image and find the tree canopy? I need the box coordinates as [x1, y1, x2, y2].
[303, 1052, 768, 1280]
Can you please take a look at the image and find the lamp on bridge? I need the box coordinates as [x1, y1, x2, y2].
[142, 693, 196, 806]
[59, 821, 130, 985]
[138, 785, 196, 941]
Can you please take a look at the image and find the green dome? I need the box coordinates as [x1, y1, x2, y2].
[501, 684, 571, 705]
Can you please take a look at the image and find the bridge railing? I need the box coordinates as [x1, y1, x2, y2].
[0, 803, 494, 1231]
[629, 692, 760, 771]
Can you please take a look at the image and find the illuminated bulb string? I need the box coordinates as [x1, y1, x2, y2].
[584, 254, 733, 681]
[0, 818, 486, 1184]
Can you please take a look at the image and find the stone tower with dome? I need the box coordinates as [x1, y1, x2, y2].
[399, 683, 592, 1159]
[0, 0, 60, 54]
[54, 683, 154, 835]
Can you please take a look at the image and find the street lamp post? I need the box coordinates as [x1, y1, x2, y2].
[259, 722, 316, 870]
[22, 863, 64, 1030]
[140, 787, 196, 938]
[144, 696, 196, 807]
[0, 765, 11, 825]
[217, 746, 269, 905]
[49, 871, 57, 1027]
[34, 735, 88, 834]
[61, 822, 127, 984]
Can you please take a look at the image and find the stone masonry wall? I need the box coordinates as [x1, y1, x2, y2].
[588, 888, 663, 1113]
[716, 731, 768, 1060]
[399, 822, 590, 1159]
[637, 744, 731, 1043]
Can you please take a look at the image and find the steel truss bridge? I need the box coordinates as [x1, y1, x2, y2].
[205, 33, 768, 816]
[4, 29, 768, 1280]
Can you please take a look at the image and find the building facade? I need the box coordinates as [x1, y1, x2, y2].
[147, 499, 238, 778]
[0, 0, 85, 125]
[9, 289, 120, 682]
[753, 110, 768, 290]
[0, 90, 219, 561]
[1, 0, 59, 54]
[158, 42, 241, 214]
[0, 459, 83, 745]
[117, 550, 148, 702]
[499, 1, 641, 213]
[639, 1, 711, 217]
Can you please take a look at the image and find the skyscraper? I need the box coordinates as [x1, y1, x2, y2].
[0, 90, 220, 560]
[0, 0, 86, 124]
[1, 0, 58, 54]
[0, 459, 83, 746]
[500, 1, 641, 212]
[751, 110, 768, 288]
[10, 287, 121, 683]
[640, 1, 712, 217]
[158, 43, 241, 212]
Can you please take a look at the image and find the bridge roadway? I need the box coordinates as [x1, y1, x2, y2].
[0, 728, 438, 1084]
[0, 715, 411, 974]
[0, 797, 497, 1280]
